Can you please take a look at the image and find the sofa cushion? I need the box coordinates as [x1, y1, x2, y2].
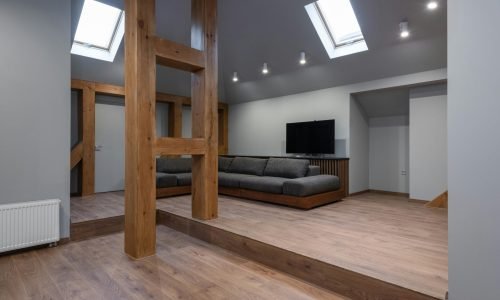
[283, 175, 340, 197]
[219, 172, 256, 188]
[227, 157, 268, 176]
[175, 173, 192, 186]
[306, 165, 321, 176]
[219, 156, 233, 172]
[156, 173, 177, 188]
[156, 157, 192, 173]
[263, 158, 310, 179]
[239, 176, 289, 194]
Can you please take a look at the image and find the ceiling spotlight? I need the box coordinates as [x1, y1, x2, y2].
[262, 63, 269, 75]
[299, 52, 307, 65]
[399, 21, 410, 38]
[427, 1, 438, 10]
[232, 72, 239, 82]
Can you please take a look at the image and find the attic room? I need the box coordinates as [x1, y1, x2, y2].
[1, 0, 499, 299]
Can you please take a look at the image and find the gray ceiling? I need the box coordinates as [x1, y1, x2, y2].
[71, 0, 447, 104]
[354, 88, 410, 118]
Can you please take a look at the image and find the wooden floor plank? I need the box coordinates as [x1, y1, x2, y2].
[2, 226, 342, 299]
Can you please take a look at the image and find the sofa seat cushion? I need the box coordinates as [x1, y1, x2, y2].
[219, 172, 256, 188]
[239, 176, 289, 194]
[263, 158, 310, 179]
[156, 173, 177, 188]
[227, 157, 268, 176]
[175, 173, 192, 186]
[157, 157, 192, 173]
[283, 175, 340, 197]
[219, 156, 233, 172]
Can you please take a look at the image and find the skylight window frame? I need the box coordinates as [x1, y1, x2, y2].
[73, 10, 124, 51]
[71, 0, 125, 62]
[305, 0, 368, 59]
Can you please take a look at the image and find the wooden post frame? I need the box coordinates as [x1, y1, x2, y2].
[124, 0, 219, 259]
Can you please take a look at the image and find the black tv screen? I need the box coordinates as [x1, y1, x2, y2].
[286, 119, 335, 154]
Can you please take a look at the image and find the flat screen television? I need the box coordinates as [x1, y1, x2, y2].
[286, 119, 335, 154]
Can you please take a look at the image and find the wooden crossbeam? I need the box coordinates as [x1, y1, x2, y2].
[70, 142, 83, 169]
[154, 37, 206, 72]
[155, 138, 206, 155]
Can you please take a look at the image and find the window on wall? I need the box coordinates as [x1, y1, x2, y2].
[305, 0, 368, 59]
[71, 0, 125, 62]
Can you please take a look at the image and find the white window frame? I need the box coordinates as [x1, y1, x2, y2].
[305, 0, 368, 59]
[71, 0, 125, 62]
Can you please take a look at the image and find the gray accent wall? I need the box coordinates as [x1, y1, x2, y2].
[0, 0, 71, 236]
[449, 1, 500, 299]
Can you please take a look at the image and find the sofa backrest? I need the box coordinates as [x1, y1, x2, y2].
[218, 156, 233, 172]
[263, 157, 310, 179]
[156, 157, 192, 173]
[227, 157, 268, 176]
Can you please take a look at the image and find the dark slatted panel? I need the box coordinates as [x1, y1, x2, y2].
[309, 159, 349, 197]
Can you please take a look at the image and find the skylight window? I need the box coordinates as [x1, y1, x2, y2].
[305, 0, 368, 59]
[71, 0, 125, 62]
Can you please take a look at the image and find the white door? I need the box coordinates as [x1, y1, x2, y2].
[94, 101, 125, 193]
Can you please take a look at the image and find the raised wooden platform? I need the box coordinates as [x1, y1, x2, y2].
[156, 193, 448, 300]
[71, 191, 448, 299]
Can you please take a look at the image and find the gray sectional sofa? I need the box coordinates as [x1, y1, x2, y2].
[156, 156, 344, 209]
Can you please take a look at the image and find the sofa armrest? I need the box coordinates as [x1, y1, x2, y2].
[283, 175, 340, 197]
[306, 165, 321, 176]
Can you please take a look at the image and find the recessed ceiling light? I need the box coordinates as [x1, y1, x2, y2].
[427, 1, 438, 10]
[399, 21, 410, 38]
[262, 63, 269, 75]
[299, 52, 307, 65]
[232, 72, 239, 82]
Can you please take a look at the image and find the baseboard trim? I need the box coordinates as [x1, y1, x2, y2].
[348, 190, 370, 197]
[369, 189, 410, 198]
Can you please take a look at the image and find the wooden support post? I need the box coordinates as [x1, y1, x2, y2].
[82, 84, 95, 196]
[191, 0, 218, 220]
[124, 0, 157, 259]
[168, 102, 183, 138]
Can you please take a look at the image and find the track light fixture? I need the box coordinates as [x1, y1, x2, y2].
[399, 21, 409, 38]
[262, 63, 269, 75]
[299, 52, 307, 65]
[232, 72, 239, 82]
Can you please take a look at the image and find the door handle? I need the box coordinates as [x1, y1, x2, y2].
[95, 145, 103, 152]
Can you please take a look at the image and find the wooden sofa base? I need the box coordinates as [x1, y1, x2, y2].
[219, 187, 344, 209]
[156, 186, 191, 198]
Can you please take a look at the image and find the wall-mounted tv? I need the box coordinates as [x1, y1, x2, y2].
[286, 119, 335, 154]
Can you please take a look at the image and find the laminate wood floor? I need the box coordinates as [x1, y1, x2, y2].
[0, 226, 345, 300]
[71, 191, 124, 223]
[156, 193, 448, 299]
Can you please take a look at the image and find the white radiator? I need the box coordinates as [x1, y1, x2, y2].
[0, 199, 60, 253]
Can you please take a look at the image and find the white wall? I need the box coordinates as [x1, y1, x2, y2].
[228, 69, 447, 192]
[349, 98, 369, 193]
[369, 116, 409, 193]
[449, 1, 500, 299]
[0, 0, 71, 236]
[409, 87, 447, 200]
